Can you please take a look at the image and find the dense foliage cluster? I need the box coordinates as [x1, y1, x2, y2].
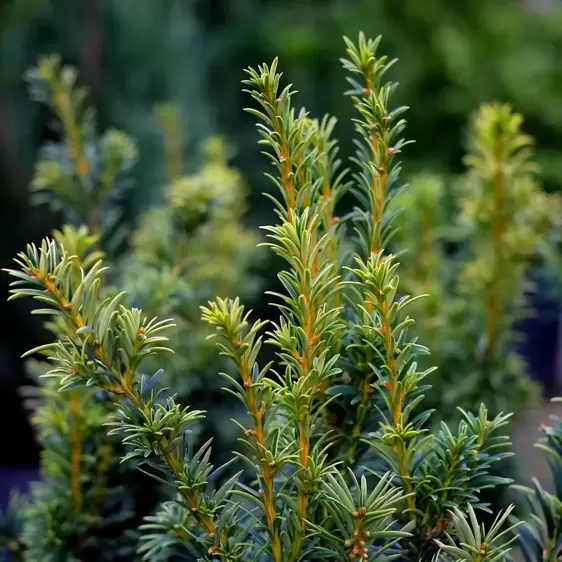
[26, 52, 261, 402]
[392, 104, 560, 423]
[3, 33, 561, 562]
[0, 54, 259, 560]
[2, 1, 562, 480]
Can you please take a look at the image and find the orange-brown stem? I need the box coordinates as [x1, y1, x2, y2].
[38, 270, 219, 541]
[160, 107, 183, 184]
[237, 355, 282, 562]
[392, 441, 415, 512]
[266, 91, 296, 217]
[349, 124, 390, 455]
[53, 89, 89, 179]
[288, 281, 319, 562]
[483, 157, 506, 366]
[368, 131, 389, 255]
[380, 298, 415, 513]
[379, 301, 401, 425]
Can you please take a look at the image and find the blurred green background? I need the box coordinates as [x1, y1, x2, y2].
[0, 0, 561, 488]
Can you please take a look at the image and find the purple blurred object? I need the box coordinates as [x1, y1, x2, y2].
[0, 467, 38, 509]
[517, 276, 561, 397]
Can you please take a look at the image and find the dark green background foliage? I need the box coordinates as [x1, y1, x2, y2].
[0, 0, 560, 471]
[0, 0, 216, 465]
[206, 0, 562, 199]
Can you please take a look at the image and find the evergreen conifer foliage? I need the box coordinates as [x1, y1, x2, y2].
[0, 54, 259, 561]
[25, 55, 138, 251]
[0, 492, 26, 561]
[7, 229, 150, 562]
[4, 34, 529, 561]
[392, 103, 561, 424]
[25, 55, 260, 398]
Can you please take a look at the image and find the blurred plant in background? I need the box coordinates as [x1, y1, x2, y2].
[118, 125, 261, 450]
[388, 102, 562, 528]
[0, 492, 26, 561]
[209, 0, 562, 193]
[205, 1, 562, 396]
[119, 132, 260, 398]
[0, 0, 217, 469]
[0, 52, 259, 560]
[3, 0, 562, 470]
[392, 103, 561, 425]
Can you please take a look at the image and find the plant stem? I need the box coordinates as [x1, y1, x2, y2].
[52, 83, 106, 242]
[261, 88, 296, 219]
[380, 298, 415, 512]
[348, 103, 391, 458]
[368, 130, 388, 255]
[229, 343, 282, 562]
[52, 87, 89, 180]
[347, 365, 372, 462]
[483, 151, 506, 368]
[159, 104, 183, 184]
[268, 91, 320, 559]
[543, 536, 559, 561]
[34, 269, 219, 541]
[288, 290, 316, 562]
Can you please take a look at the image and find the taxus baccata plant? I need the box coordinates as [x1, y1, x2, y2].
[117, 133, 260, 400]
[26, 55, 260, 397]
[2, 34, 527, 562]
[0, 56, 258, 561]
[392, 103, 561, 424]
